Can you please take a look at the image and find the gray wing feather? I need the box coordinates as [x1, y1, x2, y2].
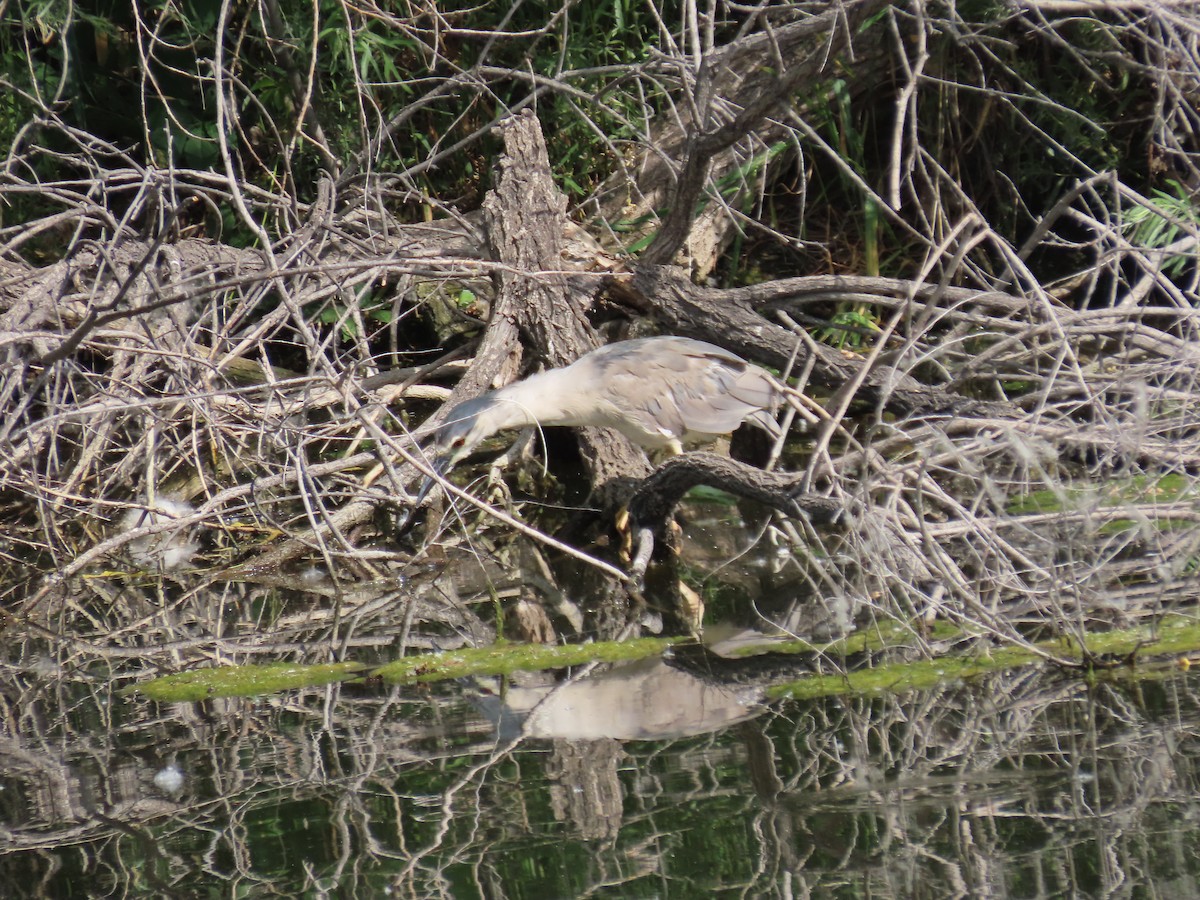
[586, 336, 780, 441]
[673, 367, 779, 436]
[654, 343, 779, 437]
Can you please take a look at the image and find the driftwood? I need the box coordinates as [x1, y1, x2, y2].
[0, 117, 1178, 594]
[1, 0, 1198, 733]
[627, 452, 845, 581]
[0, 3, 1192, 629]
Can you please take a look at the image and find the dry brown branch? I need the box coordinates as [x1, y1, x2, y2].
[0, 0, 1194, 662]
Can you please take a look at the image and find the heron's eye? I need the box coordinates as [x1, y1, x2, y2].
[451, 437, 465, 449]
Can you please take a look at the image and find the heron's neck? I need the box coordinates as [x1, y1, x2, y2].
[490, 368, 577, 430]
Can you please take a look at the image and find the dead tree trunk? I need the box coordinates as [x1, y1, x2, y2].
[470, 110, 650, 501]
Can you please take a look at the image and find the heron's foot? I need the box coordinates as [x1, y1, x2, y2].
[625, 511, 684, 582]
[614, 505, 639, 561]
[614, 508, 672, 564]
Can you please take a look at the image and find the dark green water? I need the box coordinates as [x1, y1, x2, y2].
[3, 658, 1199, 898]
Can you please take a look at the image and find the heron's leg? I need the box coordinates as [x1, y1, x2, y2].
[628, 440, 684, 554]
[646, 438, 686, 466]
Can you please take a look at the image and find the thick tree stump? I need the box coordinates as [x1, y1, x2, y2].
[474, 110, 649, 502]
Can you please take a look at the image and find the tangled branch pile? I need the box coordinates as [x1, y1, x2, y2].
[0, 0, 1198, 647]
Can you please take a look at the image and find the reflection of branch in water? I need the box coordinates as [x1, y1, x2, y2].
[3, 649, 1200, 897]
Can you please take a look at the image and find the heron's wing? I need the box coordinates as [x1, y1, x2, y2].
[744, 407, 784, 440]
[673, 362, 780, 437]
[588, 337, 780, 442]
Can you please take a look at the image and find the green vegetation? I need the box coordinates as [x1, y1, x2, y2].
[128, 616, 1200, 704]
[1007, 474, 1198, 517]
[771, 614, 1200, 700]
[1124, 180, 1200, 276]
[129, 660, 368, 703]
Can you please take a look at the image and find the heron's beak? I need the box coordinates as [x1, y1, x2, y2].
[398, 453, 451, 533]
[411, 454, 451, 510]
[408, 451, 453, 520]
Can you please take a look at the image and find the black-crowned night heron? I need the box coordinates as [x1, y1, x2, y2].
[412, 336, 782, 509]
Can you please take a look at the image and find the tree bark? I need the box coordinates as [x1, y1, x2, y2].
[474, 110, 649, 500]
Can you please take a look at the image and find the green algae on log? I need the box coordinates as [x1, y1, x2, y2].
[371, 637, 677, 683]
[129, 638, 678, 702]
[129, 661, 368, 703]
[770, 615, 1200, 701]
[126, 618, 1200, 704]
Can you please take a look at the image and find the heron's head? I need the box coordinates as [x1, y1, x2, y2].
[406, 398, 494, 521]
[404, 393, 525, 523]
[431, 395, 505, 471]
